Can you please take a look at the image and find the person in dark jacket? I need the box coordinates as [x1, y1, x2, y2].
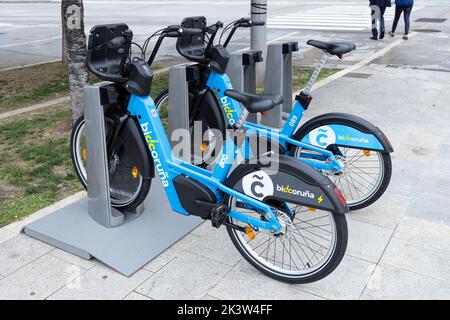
[390, 0, 414, 40]
[370, 0, 392, 40]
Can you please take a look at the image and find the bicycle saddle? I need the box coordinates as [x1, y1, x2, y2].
[224, 89, 283, 113]
[307, 40, 356, 57]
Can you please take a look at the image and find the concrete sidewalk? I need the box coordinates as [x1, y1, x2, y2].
[1, 41, 450, 299]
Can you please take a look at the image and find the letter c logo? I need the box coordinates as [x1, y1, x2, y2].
[309, 126, 336, 147]
[242, 171, 274, 200]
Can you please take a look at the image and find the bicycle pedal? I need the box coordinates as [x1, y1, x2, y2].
[211, 204, 230, 228]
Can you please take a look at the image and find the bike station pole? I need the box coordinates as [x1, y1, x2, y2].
[261, 41, 299, 128]
[84, 84, 126, 227]
[227, 50, 264, 123]
[168, 63, 200, 147]
[250, 0, 268, 85]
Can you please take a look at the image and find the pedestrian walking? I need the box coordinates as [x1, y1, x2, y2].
[370, 0, 392, 40]
[390, 0, 414, 40]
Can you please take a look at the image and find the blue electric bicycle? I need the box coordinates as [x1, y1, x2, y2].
[71, 23, 351, 283]
[155, 17, 394, 211]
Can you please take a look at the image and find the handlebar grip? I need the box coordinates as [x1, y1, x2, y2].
[252, 20, 265, 26]
[181, 27, 204, 35]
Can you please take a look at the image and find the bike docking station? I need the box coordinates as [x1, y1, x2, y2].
[21, 41, 299, 277]
[22, 83, 203, 277]
[261, 42, 299, 128]
[225, 42, 299, 128]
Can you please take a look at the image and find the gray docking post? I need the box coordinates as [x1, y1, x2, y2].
[261, 42, 299, 128]
[227, 50, 264, 123]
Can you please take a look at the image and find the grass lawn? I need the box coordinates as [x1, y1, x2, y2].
[292, 66, 339, 91]
[0, 105, 81, 227]
[0, 62, 69, 113]
[0, 62, 336, 227]
[0, 60, 172, 114]
[0, 72, 169, 228]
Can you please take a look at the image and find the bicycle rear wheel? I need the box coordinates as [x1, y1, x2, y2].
[293, 145, 391, 211]
[225, 195, 348, 284]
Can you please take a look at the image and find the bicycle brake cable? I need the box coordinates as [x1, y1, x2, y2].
[142, 28, 166, 59]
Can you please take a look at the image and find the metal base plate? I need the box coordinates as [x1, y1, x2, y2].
[22, 179, 203, 277]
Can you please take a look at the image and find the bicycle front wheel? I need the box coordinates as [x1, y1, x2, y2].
[70, 115, 152, 211]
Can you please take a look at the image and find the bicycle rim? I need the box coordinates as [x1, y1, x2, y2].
[228, 197, 338, 278]
[73, 119, 143, 207]
[296, 146, 384, 207]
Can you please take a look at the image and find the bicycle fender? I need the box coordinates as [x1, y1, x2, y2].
[293, 113, 393, 153]
[197, 90, 227, 135]
[226, 155, 349, 214]
[119, 117, 155, 179]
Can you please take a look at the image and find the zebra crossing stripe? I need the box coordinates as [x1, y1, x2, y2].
[268, 26, 366, 31]
[267, 5, 401, 31]
[268, 21, 369, 27]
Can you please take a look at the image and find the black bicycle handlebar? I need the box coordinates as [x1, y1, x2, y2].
[146, 18, 264, 66]
[223, 18, 265, 47]
[147, 25, 205, 65]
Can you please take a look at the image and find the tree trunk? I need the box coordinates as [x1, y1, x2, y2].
[61, 3, 67, 66]
[62, 0, 88, 125]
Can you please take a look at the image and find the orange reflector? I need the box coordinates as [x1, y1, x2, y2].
[363, 150, 371, 157]
[131, 166, 139, 179]
[307, 207, 317, 212]
[245, 225, 256, 240]
[82, 148, 87, 161]
[201, 143, 207, 153]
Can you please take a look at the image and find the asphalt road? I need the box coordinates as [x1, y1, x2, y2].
[1, 0, 449, 70]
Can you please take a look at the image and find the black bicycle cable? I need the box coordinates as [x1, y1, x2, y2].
[142, 28, 166, 59]
[219, 19, 240, 45]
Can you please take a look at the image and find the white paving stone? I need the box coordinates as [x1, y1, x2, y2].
[48, 248, 97, 271]
[202, 294, 220, 300]
[0, 254, 80, 300]
[381, 237, 450, 282]
[190, 221, 214, 237]
[209, 261, 324, 300]
[346, 219, 393, 263]
[395, 217, 450, 252]
[124, 291, 152, 300]
[294, 255, 376, 300]
[361, 264, 450, 300]
[47, 263, 152, 300]
[187, 228, 242, 267]
[0, 234, 53, 277]
[142, 234, 199, 273]
[136, 251, 231, 300]
[0, 228, 15, 244]
[347, 192, 410, 230]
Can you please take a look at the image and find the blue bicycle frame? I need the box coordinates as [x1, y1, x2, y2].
[206, 70, 385, 172]
[127, 94, 283, 233]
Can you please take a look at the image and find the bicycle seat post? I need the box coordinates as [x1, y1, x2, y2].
[302, 53, 328, 96]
